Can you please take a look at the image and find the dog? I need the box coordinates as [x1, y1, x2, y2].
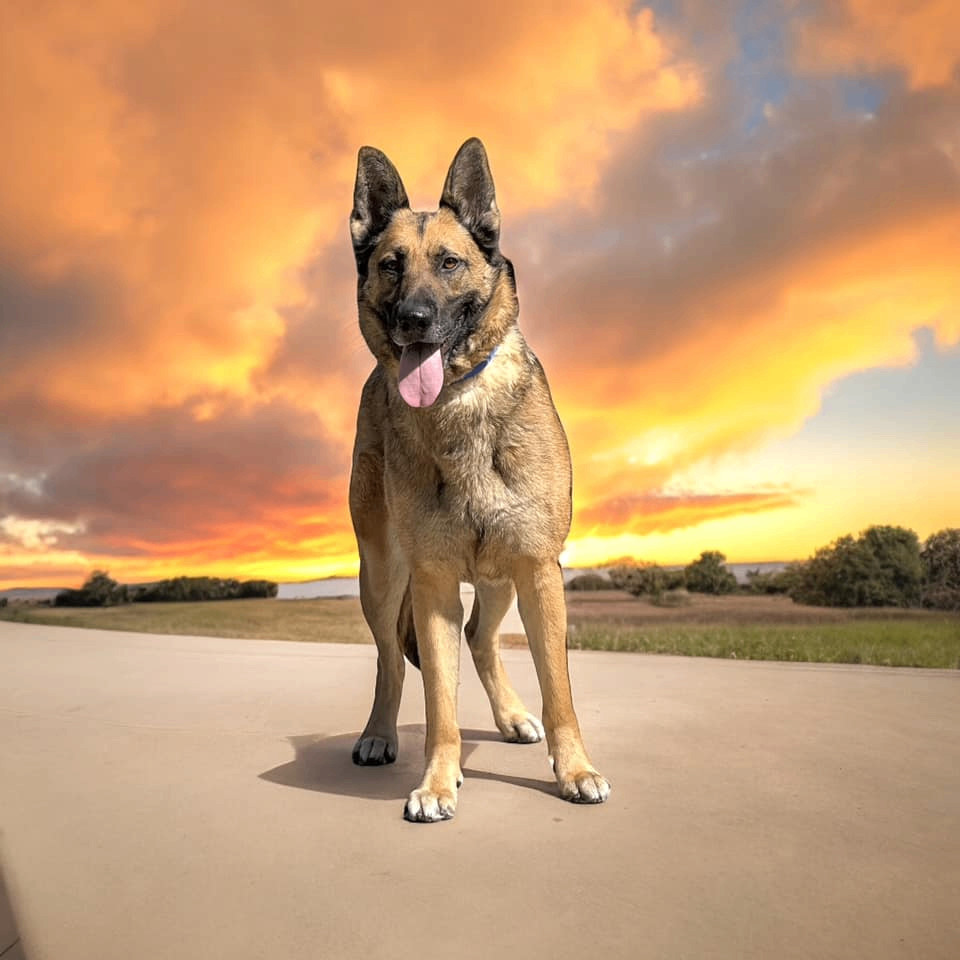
[348, 137, 610, 821]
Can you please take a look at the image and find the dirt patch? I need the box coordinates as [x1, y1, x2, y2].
[563, 591, 951, 626]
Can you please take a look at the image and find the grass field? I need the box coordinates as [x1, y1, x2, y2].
[2, 592, 958, 668]
[0, 597, 371, 645]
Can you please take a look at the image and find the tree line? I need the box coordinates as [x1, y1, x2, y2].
[568, 526, 960, 611]
[54, 571, 278, 607]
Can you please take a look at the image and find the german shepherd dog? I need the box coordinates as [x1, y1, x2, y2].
[349, 138, 610, 821]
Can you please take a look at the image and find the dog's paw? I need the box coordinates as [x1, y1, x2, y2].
[352, 735, 397, 765]
[556, 768, 611, 804]
[403, 787, 458, 823]
[499, 712, 545, 744]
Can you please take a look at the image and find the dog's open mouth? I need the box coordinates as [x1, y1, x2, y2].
[397, 341, 445, 408]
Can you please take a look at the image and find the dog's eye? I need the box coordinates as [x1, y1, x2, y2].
[379, 258, 400, 276]
[441, 256, 460, 271]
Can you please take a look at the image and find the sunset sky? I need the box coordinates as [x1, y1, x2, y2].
[2, 0, 959, 589]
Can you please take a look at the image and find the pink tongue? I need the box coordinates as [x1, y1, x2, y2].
[398, 343, 444, 408]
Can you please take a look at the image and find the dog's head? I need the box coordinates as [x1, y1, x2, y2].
[350, 138, 517, 408]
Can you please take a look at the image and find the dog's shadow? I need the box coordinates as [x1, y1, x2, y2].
[259, 724, 556, 800]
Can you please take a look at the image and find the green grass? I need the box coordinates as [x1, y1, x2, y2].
[3, 596, 958, 668]
[567, 620, 960, 668]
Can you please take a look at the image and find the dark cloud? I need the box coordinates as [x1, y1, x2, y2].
[2, 396, 351, 557]
[257, 242, 371, 394]
[791, 0, 960, 89]
[0, 260, 129, 413]
[518, 77, 960, 380]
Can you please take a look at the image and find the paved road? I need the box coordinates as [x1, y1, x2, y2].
[1, 621, 958, 959]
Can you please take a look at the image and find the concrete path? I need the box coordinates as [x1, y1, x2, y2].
[0, 621, 958, 960]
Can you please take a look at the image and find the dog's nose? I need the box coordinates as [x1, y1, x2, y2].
[396, 297, 438, 341]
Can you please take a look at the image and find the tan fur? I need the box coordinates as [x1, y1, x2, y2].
[349, 140, 610, 821]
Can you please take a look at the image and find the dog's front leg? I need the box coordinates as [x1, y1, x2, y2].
[404, 566, 464, 822]
[514, 557, 611, 804]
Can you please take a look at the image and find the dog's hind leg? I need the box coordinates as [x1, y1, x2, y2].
[465, 580, 544, 744]
[352, 535, 408, 766]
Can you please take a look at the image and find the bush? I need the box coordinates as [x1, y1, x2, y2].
[239, 579, 279, 599]
[663, 568, 687, 590]
[921, 528, 960, 610]
[744, 567, 795, 595]
[565, 572, 612, 591]
[684, 551, 738, 595]
[789, 526, 923, 607]
[52, 574, 278, 606]
[608, 562, 669, 600]
[863, 525, 924, 605]
[132, 576, 278, 602]
[921, 584, 960, 612]
[650, 588, 692, 607]
[608, 562, 639, 594]
[55, 570, 128, 607]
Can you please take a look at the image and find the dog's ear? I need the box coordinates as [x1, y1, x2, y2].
[440, 138, 501, 257]
[350, 147, 410, 270]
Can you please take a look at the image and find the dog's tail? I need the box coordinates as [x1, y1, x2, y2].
[397, 581, 420, 670]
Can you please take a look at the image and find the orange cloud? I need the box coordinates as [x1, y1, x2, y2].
[576, 489, 804, 536]
[527, 77, 960, 541]
[0, 0, 698, 429]
[326, 3, 701, 210]
[1, 1, 708, 589]
[562, 207, 960, 491]
[2, 2, 959, 590]
[792, 0, 960, 89]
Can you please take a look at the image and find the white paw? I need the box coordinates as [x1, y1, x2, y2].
[404, 787, 457, 822]
[501, 712, 545, 744]
[558, 771, 611, 804]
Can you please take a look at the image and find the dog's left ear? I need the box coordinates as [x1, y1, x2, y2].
[440, 138, 501, 257]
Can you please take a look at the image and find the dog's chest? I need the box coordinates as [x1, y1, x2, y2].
[388, 405, 531, 558]
[437, 439, 511, 515]
[432, 416, 517, 516]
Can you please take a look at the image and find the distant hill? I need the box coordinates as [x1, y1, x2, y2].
[0, 587, 65, 603]
[276, 577, 359, 599]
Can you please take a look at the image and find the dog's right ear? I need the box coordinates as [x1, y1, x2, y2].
[350, 147, 410, 271]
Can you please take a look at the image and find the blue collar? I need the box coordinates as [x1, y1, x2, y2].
[459, 345, 499, 383]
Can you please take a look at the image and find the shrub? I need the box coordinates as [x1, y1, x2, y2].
[684, 551, 738, 595]
[133, 576, 278, 602]
[921, 528, 960, 610]
[239, 579, 279, 599]
[565, 572, 611, 591]
[55, 570, 128, 607]
[789, 526, 923, 607]
[921, 584, 960, 612]
[608, 562, 639, 594]
[862, 525, 924, 606]
[745, 568, 794, 595]
[608, 561, 669, 600]
[651, 588, 692, 607]
[664, 568, 687, 590]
